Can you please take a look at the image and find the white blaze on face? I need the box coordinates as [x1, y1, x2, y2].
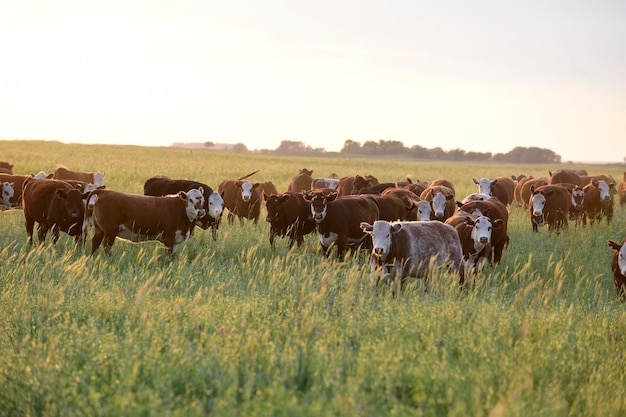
[571, 187, 584, 208]
[310, 194, 328, 223]
[470, 216, 494, 252]
[532, 193, 546, 217]
[597, 180, 611, 201]
[618, 244, 626, 276]
[207, 191, 224, 219]
[93, 172, 105, 188]
[475, 178, 496, 196]
[431, 192, 447, 218]
[416, 200, 432, 221]
[240, 181, 255, 202]
[369, 221, 396, 260]
[185, 188, 206, 221]
[1, 182, 14, 206]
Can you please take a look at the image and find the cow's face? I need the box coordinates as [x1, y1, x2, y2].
[474, 178, 496, 196]
[361, 220, 401, 261]
[184, 188, 206, 221]
[609, 240, 626, 276]
[264, 194, 289, 223]
[239, 181, 258, 202]
[571, 186, 585, 210]
[597, 180, 612, 202]
[56, 188, 85, 220]
[531, 192, 547, 217]
[431, 192, 449, 219]
[206, 191, 224, 220]
[416, 200, 432, 221]
[305, 191, 336, 223]
[1, 182, 15, 206]
[466, 216, 502, 251]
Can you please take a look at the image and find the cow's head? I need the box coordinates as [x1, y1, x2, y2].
[531, 187, 553, 218]
[264, 193, 290, 223]
[608, 239, 626, 276]
[182, 187, 206, 221]
[303, 190, 337, 223]
[361, 220, 402, 264]
[473, 178, 497, 196]
[416, 200, 432, 221]
[465, 215, 503, 252]
[237, 181, 259, 202]
[1, 182, 15, 207]
[571, 186, 585, 210]
[597, 180, 613, 202]
[352, 175, 374, 194]
[431, 191, 453, 219]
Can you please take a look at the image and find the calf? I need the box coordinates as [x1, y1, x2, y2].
[1, 181, 15, 208]
[287, 168, 314, 193]
[85, 188, 205, 255]
[456, 199, 509, 264]
[608, 239, 626, 302]
[218, 179, 261, 224]
[446, 214, 504, 271]
[22, 178, 86, 245]
[144, 175, 224, 240]
[360, 220, 464, 295]
[264, 191, 316, 248]
[53, 165, 105, 188]
[419, 185, 455, 222]
[303, 191, 379, 258]
[530, 184, 571, 233]
[472, 177, 513, 205]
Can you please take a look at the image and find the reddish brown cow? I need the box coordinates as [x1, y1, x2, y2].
[419, 185, 455, 222]
[218, 179, 261, 224]
[446, 213, 504, 271]
[428, 178, 456, 195]
[287, 169, 314, 193]
[607, 239, 626, 302]
[529, 184, 571, 233]
[22, 178, 86, 245]
[456, 199, 509, 264]
[53, 165, 105, 187]
[519, 178, 548, 209]
[548, 169, 582, 186]
[403, 181, 428, 197]
[381, 188, 420, 220]
[85, 188, 205, 255]
[513, 176, 533, 206]
[0, 162, 14, 174]
[472, 177, 513, 205]
[364, 194, 413, 221]
[264, 191, 316, 248]
[303, 191, 379, 258]
[258, 181, 279, 198]
[336, 174, 379, 196]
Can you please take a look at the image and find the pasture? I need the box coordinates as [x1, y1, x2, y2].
[1, 140, 625, 416]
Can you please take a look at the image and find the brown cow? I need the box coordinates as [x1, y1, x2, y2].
[381, 188, 421, 220]
[619, 171, 626, 208]
[446, 213, 504, 271]
[364, 194, 413, 222]
[513, 176, 533, 206]
[287, 169, 314, 193]
[456, 199, 509, 264]
[419, 185, 455, 222]
[428, 178, 456, 195]
[303, 191, 379, 258]
[53, 165, 105, 187]
[22, 178, 86, 245]
[258, 181, 279, 198]
[472, 177, 514, 205]
[336, 174, 379, 196]
[529, 184, 571, 233]
[548, 169, 582, 186]
[519, 178, 548, 209]
[607, 239, 626, 302]
[264, 191, 316, 248]
[0, 162, 14, 174]
[85, 188, 205, 255]
[218, 179, 261, 224]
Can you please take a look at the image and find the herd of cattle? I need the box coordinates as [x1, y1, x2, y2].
[1, 161, 626, 300]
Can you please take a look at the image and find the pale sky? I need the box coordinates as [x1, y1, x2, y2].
[1, 0, 625, 163]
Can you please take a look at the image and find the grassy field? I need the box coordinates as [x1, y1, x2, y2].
[1, 140, 625, 416]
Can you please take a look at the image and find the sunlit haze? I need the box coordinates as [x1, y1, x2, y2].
[1, 1, 625, 163]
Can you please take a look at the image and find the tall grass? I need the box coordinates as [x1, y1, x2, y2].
[1, 140, 625, 416]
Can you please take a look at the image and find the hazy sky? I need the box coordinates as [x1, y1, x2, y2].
[1, 0, 625, 163]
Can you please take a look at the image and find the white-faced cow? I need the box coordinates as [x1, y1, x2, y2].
[218, 179, 261, 225]
[456, 199, 509, 264]
[360, 220, 464, 295]
[419, 185, 455, 222]
[303, 191, 379, 259]
[22, 177, 86, 245]
[445, 214, 504, 272]
[53, 165, 105, 188]
[529, 184, 571, 234]
[144, 175, 224, 240]
[608, 239, 626, 302]
[264, 191, 316, 248]
[1, 181, 15, 208]
[85, 188, 205, 256]
[472, 177, 513, 205]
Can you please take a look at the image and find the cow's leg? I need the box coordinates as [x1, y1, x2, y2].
[37, 223, 48, 245]
[211, 224, 218, 241]
[90, 227, 105, 255]
[24, 216, 35, 245]
[51, 224, 60, 244]
[493, 242, 504, 264]
[391, 264, 403, 297]
[102, 234, 116, 256]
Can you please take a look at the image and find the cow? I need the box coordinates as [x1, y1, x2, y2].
[456, 199, 509, 264]
[381, 188, 421, 220]
[360, 220, 464, 295]
[519, 178, 548, 209]
[53, 165, 105, 188]
[1, 181, 15, 208]
[264, 191, 316, 248]
[548, 169, 582, 186]
[311, 177, 340, 190]
[364, 194, 413, 221]
[428, 178, 456, 195]
[472, 177, 513, 205]
[0, 162, 14, 174]
[143, 175, 224, 240]
[619, 171, 626, 208]
[303, 191, 379, 258]
[446, 214, 504, 272]
[513, 175, 532, 206]
[419, 185, 455, 222]
[258, 181, 279, 198]
[287, 168, 314, 193]
[569, 185, 585, 226]
[85, 188, 205, 256]
[598, 180, 616, 225]
[218, 179, 261, 225]
[529, 184, 571, 233]
[22, 177, 86, 245]
[582, 180, 602, 226]
[336, 174, 379, 196]
[403, 181, 428, 197]
[607, 239, 626, 302]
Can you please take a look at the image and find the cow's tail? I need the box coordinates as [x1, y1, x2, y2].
[237, 170, 259, 181]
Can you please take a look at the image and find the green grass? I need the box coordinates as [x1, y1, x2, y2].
[1, 140, 625, 416]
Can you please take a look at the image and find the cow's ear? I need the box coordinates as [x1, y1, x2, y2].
[327, 192, 338, 202]
[197, 186, 204, 194]
[177, 191, 188, 200]
[492, 219, 504, 229]
[472, 178, 479, 184]
[279, 194, 290, 203]
[608, 240, 622, 251]
[391, 223, 403, 234]
[302, 191, 312, 202]
[530, 185, 536, 195]
[252, 183, 260, 189]
[490, 179, 498, 185]
[56, 189, 68, 199]
[455, 201, 464, 208]
[263, 192, 269, 201]
[464, 217, 476, 227]
[446, 194, 454, 201]
[360, 222, 373, 233]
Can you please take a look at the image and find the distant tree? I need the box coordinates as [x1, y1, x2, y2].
[203, 141, 215, 148]
[408, 144, 429, 159]
[428, 147, 446, 160]
[361, 141, 379, 155]
[341, 140, 362, 154]
[378, 140, 406, 154]
[446, 148, 466, 161]
[232, 143, 248, 153]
